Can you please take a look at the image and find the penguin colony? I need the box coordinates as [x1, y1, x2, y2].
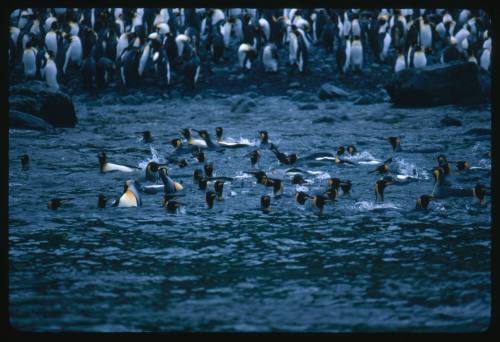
[21, 127, 488, 213]
[9, 8, 491, 91]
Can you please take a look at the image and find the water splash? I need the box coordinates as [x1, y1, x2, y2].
[138, 146, 164, 169]
[307, 170, 331, 180]
[345, 150, 380, 162]
[225, 137, 258, 146]
[395, 158, 429, 180]
[352, 201, 401, 211]
[472, 142, 481, 153]
[296, 185, 309, 192]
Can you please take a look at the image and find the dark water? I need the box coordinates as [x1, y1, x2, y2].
[9, 96, 491, 332]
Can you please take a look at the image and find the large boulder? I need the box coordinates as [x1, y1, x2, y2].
[318, 83, 350, 100]
[385, 62, 490, 107]
[9, 81, 77, 129]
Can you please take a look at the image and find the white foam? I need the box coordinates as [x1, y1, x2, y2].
[353, 201, 401, 211]
[344, 150, 379, 162]
[357, 160, 380, 165]
[395, 158, 429, 180]
[307, 170, 331, 180]
[296, 185, 309, 192]
[233, 171, 253, 179]
[472, 142, 481, 153]
[315, 156, 336, 161]
[225, 137, 257, 146]
[138, 145, 164, 169]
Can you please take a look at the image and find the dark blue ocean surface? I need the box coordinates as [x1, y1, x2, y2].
[9, 95, 491, 332]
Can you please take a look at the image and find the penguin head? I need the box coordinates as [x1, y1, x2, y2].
[261, 195, 271, 210]
[141, 131, 152, 142]
[193, 168, 203, 182]
[146, 161, 160, 173]
[374, 179, 390, 200]
[228, 16, 236, 24]
[312, 195, 326, 211]
[347, 145, 357, 155]
[328, 178, 341, 190]
[180, 128, 191, 139]
[325, 187, 337, 200]
[289, 154, 298, 164]
[50, 20, 59, 31]
[214, 180, 224, 199]
[259, 131, 269, 143]
[388, 136, 400, 151]
[46, 50, 55, 60]
[295, 191, 309, 205]
[340, 180, 352, 194]
[215, 127, 223, 139]
[337, 146, 346, 155]
[19, 154, 30, 167]
[292, 174, 306, 185]
[204, 163, 213, 177]
[474, 183, 486, 205]
[197, 129, 210, 140]
[455, 161, 470, 171]
[415, 45, 423, 52]
[436, 154, 448, 166]
[416, 195, 432, 209]
[98, 152, 107, 167]
[198, 178, 208, 190]
[98, 194, 107, 208]
[171, 138, 182, 148]
[195, 152, 205, 163]
[178, 159, 188, 168]
[206, 191, 216, 208]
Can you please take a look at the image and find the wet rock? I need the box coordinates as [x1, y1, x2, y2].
[385, 62, 490, 106]
[440, 116, 462, 127]
[299, 104, 319, 110]
[288, 82, 301, 89]
[230, 96, 256, 113]
[9, 81, 77, 128]
[318, 83, 350, 100]
[353, 95, 379, 105]
[290, 91, 307, 101]
[10, 110, 53, 131]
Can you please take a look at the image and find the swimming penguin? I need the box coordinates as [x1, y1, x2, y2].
[337, 146, 346, 156]
[311, 194, 328, 215]
[192, 129, 218, 148]
[145, 161, 162, 182]
[340, 180, 352, 194]
[388, 136, 401, 152]
[412, 45, 427, 68]
[270, 144, 298, 165]
[206, 191, 217, 209]
[416, 195, 433, 209]
[334, 155, 357, 166]
[295, 191, 309, 205]
[246, 149, 261, 168]
[369, 157, 392, 174]
[347, 145, 357, 155]
[22, 41, 38, 79]
[48, 198, 69, 210]
[394, 50, 406, 72]
[436, 154, 451, 176]
[260, 174, 284, 196]
[62, 33, 82, 74]
[214, 180, 224, 200]
[42, 50, 59, 89]
[261, 195, 271, 212]
[19, 154, 30, 170]
[178, 159, 188, 168]
[163, 196, 184, 212]
[213, 127, 250, 148]
[159, 166, 184, 195]
[113, 180, 142, 207]
[262, 43, 279, 72]
[138, 131, 153, 143]
[292, 174, 307, 185]
[374, 178, 393, 202]
[259, 131, 269, 147]
[98, 194, 107, 208]
[194, 150, 206, 163]
[98, 152, 138, 173]
[238, 43, 257, 72]
[180, 128, 208, 148]
[324, 186, 338, 201]
[204, 163, 214, 178]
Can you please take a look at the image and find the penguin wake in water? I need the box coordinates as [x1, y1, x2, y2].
[374, 177, 394, 202]
[98, 152, 140, 173]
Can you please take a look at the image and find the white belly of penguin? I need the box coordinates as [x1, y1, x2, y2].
[69, 40, 82, 65]
[420, 25, 432, 49]
[44, 60, 59, 89]
[23, 49, 37, 77]
[45, 32, 58, 55]
[413, 52, 427, 68]
[350, 41, 363, 68]
[395, 56, 406, 72]
[263, 46, 277, 72]
[289, 33, 298, 65]
[189, 138, 208, 148]
[138, 44, 150, 77]
[103, 163, 136, 172]
[118, 190, 138, 207]
[480, 49, 490, 71]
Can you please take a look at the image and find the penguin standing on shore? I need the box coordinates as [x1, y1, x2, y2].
[480, 40, 490, 71]
[289, 25, 308, 73]
[62, 33, 82, 74]
[120, 44, 141, 87]
[22, 40, 38, 79]
[42, 50, 59, 89]
[181, 45, 201, 89]
[394, 49, 406, 72]
[262, 42, 279, 72]
[96, 57, 114, 89]
[350, 35, 363, 71]
[412, 45, 427, 68]
[337, 34, 351, 74]
[238, 43, 257, 72]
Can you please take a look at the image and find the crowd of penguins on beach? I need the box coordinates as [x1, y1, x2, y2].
[10, 7, 492, 91]
[17, 128, 489, 214]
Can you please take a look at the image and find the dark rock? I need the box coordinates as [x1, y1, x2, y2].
[288, 82, 301, 89]
[230, 96, 256, 113]
[10, 110, 53, 131]
[9, 81, 77, 128]
[353, 95, 379, 105]
[318, 83, 350, 100]
[440, 116, 462, 127]
[121, 94, 143, 105]
[299, 104, 319, 110]
[385, 62, 490, 107]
